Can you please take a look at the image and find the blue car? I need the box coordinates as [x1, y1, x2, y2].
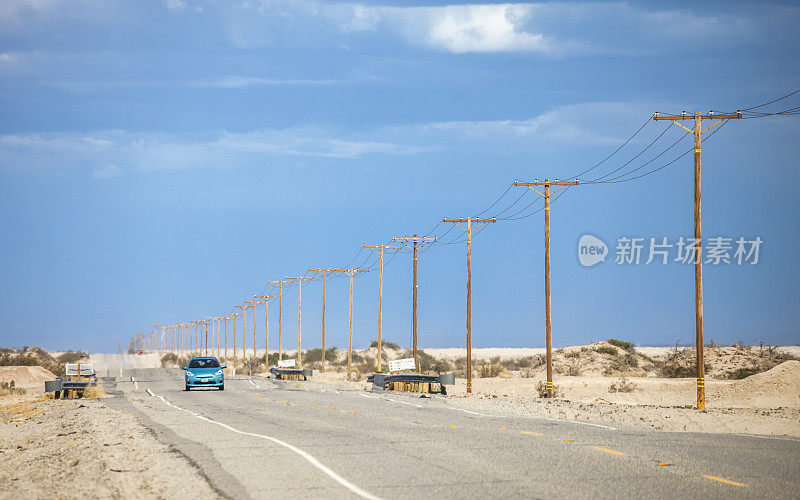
[182, 357, 226, 391]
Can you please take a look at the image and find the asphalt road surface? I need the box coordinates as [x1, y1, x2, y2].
[104, 368, 800, 499]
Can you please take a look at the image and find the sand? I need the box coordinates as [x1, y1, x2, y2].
[0, 393, 220, 498]
[0, 366, 57, 391]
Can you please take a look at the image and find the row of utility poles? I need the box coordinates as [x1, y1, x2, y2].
[133, 109, 739, 409]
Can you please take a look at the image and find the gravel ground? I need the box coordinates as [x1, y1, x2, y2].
[0, 394, 221, 499]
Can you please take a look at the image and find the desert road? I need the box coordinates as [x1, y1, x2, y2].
[104, 369, 799, 499]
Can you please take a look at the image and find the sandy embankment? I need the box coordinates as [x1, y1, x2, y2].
[0, 394, 220, 498]
[0, 366, 57, 392]
[289, 360, 800, 437]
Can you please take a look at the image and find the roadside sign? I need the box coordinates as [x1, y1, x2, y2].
[389, 358, 415, 372]
[278, 358, 297, 368]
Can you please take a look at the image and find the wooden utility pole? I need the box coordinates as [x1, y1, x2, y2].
[653, 110, 741, 410]
[286, 276, 314, 367]
[223, 316, 230, 361]
[514, 179, 579, 398]
[204, 320, 210, 355]
[205, 317, 217, 357]
[215, 317, 222, 358]
[255, 295, 275, 368]
[247, 301, 258, 360]
[232, 310, 241, 372]
[392, 235, 438, 371]
[442, 217, 496, 394]
[268, 280, 288, 360]
[517, 179, 576, 397]
[308, 269, 340, 372]
[343, 268, 370, 381]
[242, 302, 254, 366]
[363, 243, 401, 372]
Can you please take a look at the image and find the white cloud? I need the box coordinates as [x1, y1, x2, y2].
[382, 4, 548, 54]
[164, 0, 186, 12]
[91, 163, 122, 179]
[193, 76, 366, 88]
[0, 101, 667, 177]
[220, 1, 790, 56]
[0, 127, 424, 176]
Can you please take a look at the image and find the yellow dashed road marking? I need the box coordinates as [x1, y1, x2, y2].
[522, 431, 542, 436]
[594, 447, 625, 456]
[702, 475, 748, 487]
[498, 428, 506, 431]
[564, 438, 574, 442]
[450, 425, 457, 428]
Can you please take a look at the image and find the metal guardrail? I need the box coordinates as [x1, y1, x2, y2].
[269, 367, 313, 381]
[368, 373, 455, 394]
[44, 378, 95, 399]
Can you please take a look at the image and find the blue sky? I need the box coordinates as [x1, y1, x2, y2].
[1, 0, 798, 353]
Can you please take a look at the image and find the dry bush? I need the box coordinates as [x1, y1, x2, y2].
[82, 385, 106, 398]
[56, 351, 89, 364]
[161, 352, 178, 367]
[536, 381, 560, 398]
[595, 345, 618, 356]
[566, 358, 581, 376]
[478, 362, 506, 378]
[608, 378, 638, 393]
[0, 380, 26, 395]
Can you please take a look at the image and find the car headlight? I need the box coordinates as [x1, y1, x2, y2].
[215, 369, 223, 376]
[186, 371, 194, 376]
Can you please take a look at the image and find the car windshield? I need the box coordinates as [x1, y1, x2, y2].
[188, 358, 220, 369]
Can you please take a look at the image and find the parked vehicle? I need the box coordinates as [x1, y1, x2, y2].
[182, 357, 226, 391]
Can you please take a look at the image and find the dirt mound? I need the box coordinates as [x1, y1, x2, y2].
[713, 360, 800, 408]
[0, 366, 57, 390]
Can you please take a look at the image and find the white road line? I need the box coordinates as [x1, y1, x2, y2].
[358, 393, 379, 399]
[249, 380, 258, 387]
[388, 398, 422, 408]
[733, 433, 800, 442]
[451, 408, 489, 417]
[555, 419, 617, 430]
[148, 391, 381, 500]
[134, 382, 139, 390]
[146, 388, 154, 397]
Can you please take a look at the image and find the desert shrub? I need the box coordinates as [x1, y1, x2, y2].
[564, 351, 581, 359]
[603, 353, 640, 376]
[595, 346, 618, 356]
[432, 357, 454, 373]
[304, 347, 338, 364]
[56, 351, 89, 364]
[241, 356, 265, 375]
[161, 352, 178, 367]
[775, 351, 800, 362]
[535, 381, 559, 398]
[607, 339, 635, 352]
[478, 363, 505, 378]
[417, 350, 438, 372]
[608, 377, 638, 393]
[369, 340, 400, 350]
[267, 352, 297, 366]
[637, 352, 657, 364]
[658, 362, 712, 378]
[0, 380, 26, 395]
[499, 357, 534, 371]
[566, 358, 581, 376]
[725, 367, 761, 380]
